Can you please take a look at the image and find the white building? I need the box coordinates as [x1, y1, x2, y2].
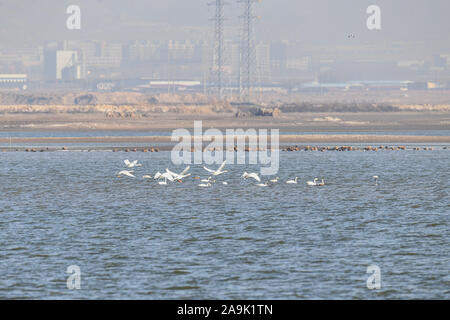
[44, 50, 80, 80]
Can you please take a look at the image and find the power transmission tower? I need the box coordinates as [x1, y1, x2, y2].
[209, 0, 226, 99]
[238, 0, 258, 103]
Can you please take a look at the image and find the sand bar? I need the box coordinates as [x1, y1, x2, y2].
[1, 134, 449, 145]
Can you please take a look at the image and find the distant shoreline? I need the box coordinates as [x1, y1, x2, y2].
[1, 111, 450, 132]
[1, 134, 449, 145]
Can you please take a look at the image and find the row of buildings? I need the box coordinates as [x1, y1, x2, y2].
[1, 40, 450, 92]
[41, 40, 272, 84]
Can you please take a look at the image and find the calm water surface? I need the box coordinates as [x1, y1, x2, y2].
[0, 149, 449, 299]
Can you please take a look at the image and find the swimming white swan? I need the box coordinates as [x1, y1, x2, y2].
[204, 160, 227, 176]
[201, 176, 215, 183]
[241, 172, 261, 182]
[286, 177, 298, 184]
[142, 175, 152, 179]
[118, 170, 136, 178]
[269, 177, 279, 183]
[373, 175, 379, 185]
[317, 179, 325, 186]
[307, 178, 318, 186]
[256, 181, 269, 187]
[198, 182, 212, 187]
[124, 159, 142, 168]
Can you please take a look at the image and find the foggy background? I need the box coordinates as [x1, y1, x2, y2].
[0, 0, 449, 46]
[0, 0, 449, 91]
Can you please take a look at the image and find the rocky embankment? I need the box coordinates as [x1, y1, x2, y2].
[1, 91, 449, 117]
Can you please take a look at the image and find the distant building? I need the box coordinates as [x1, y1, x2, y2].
[0, 47, 42, 67]
[0, 74, 27, 89]
[286, 57, 310, 72]
[83, 41, 122, 69]
[135, 80, 202, 93]
[44, 50, 80, 81]
[255, 41, 271, 83]
[270, 41, 288, 72]
[55, 41, 122, 79]
[438, 54, 450, 67]
[226, 40, 271, 85]
[433, 54, 447, 68]
[302, 80, 415, 92]
[125, 40, 160, 61]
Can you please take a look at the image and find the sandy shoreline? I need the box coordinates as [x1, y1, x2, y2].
[1, 111, 450, 132]
[1, 134, 449, 145]
[1, 111, 449, 149]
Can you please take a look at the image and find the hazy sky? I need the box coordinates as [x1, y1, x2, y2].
[0, 0, 449, 49]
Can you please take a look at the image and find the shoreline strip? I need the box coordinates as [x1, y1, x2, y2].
[0, 134, 449, 144]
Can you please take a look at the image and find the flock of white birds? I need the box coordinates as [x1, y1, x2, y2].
[116, 159, 332, 188]
[117, 159, 380, 187]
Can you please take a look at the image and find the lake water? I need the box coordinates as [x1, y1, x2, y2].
[0, 148, 448, 299]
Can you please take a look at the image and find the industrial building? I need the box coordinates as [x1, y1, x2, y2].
[0, 74, 28, 89]
[44, 50, 80, 81]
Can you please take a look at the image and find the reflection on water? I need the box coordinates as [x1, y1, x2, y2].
[0, 149, 448, 299]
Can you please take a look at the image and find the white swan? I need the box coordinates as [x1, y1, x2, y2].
[160, 172, 174, 181]
[154, 172, 162, 180]
[198, 182, 212, 187]
[124, 159, 142, 168]
[318, 179, 325, 186]
[307, 178, 318, 186]
[241, 171, 261, 182]
[373, 175, 379, 185]
[222, 182, 228, 185]
[256, 181, 269, 187]
[269, 177, 279, 183]
[286, 177, 298, 184]
[118, 170, 135, 178]
[157, 172, 174, 185]
[201, 176, 215, 183]
[204, 160, 227, 176]
[166, 166, 191, 180]
[142, 175, 152, 179]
